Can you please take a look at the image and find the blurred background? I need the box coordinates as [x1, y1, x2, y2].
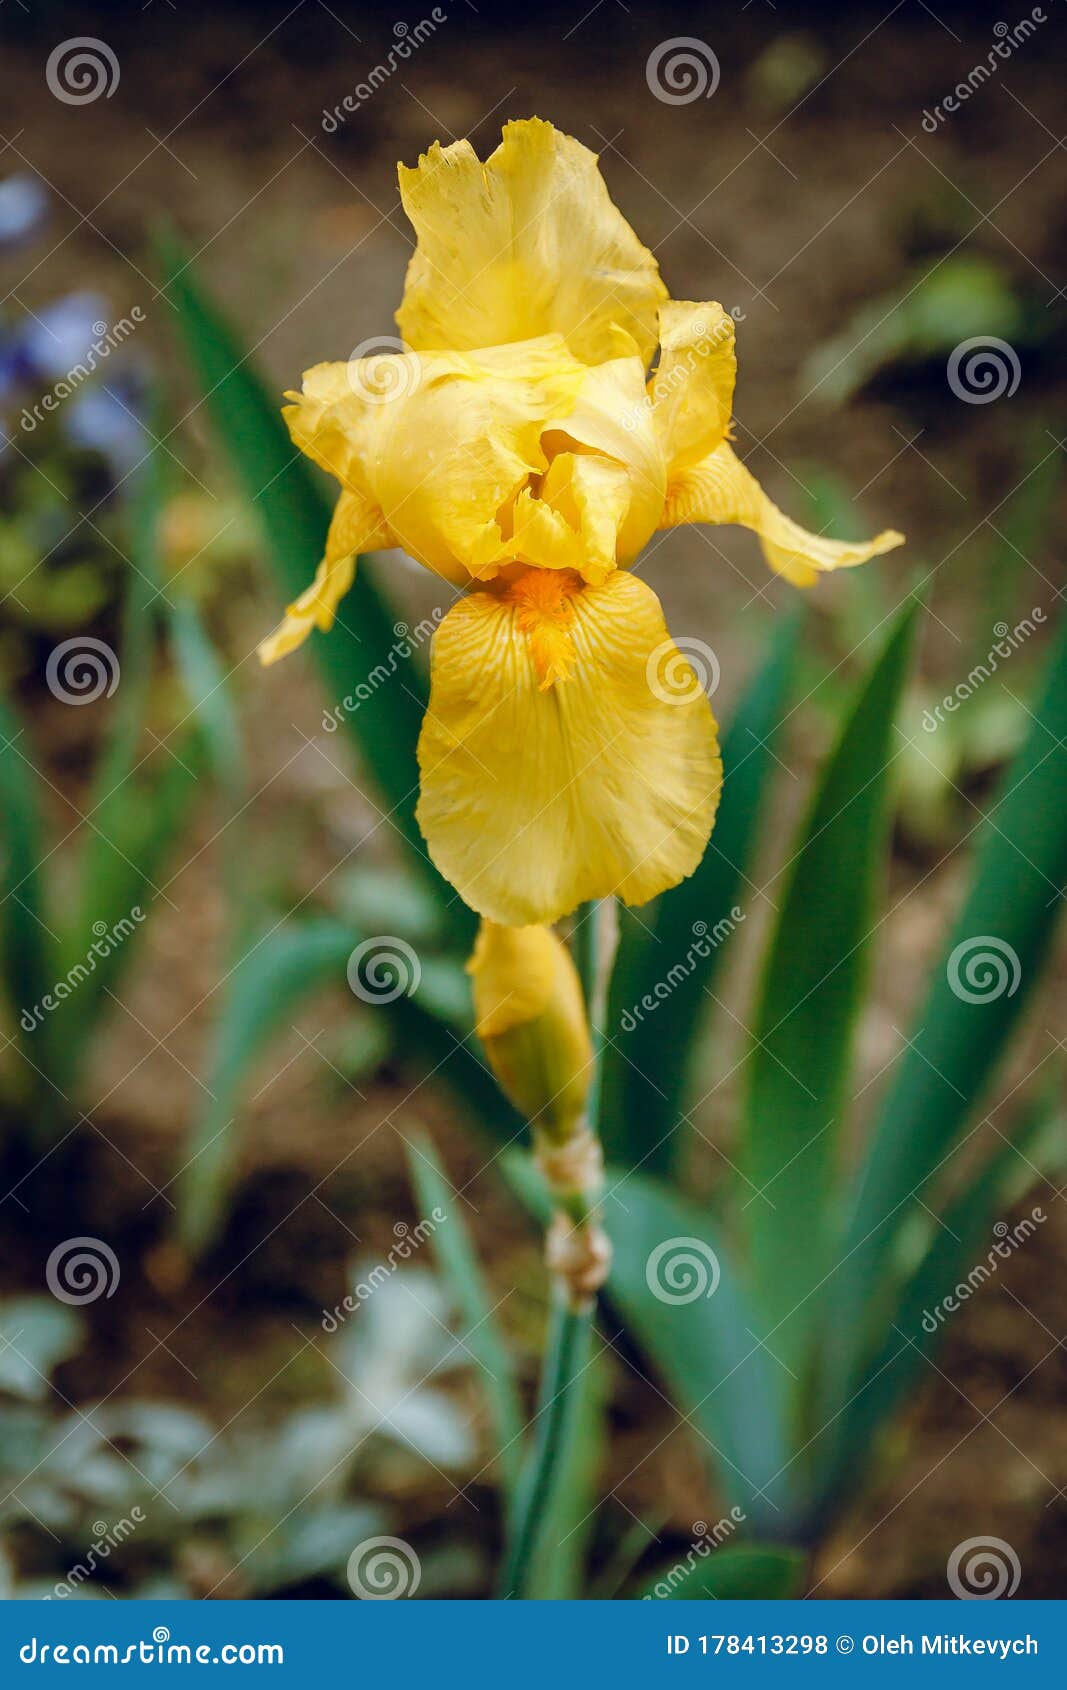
[0, 0, 1064, 1600]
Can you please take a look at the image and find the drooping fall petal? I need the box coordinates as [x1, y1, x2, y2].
[662, 439, 904, 587]
[416, 569, 721, 925]
[650, 300, 737, 474]
[258, 488, 390, 664]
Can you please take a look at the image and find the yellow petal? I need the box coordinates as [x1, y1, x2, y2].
[545, 356, 667, 563]
[416, 570, 721, 925]
[468, 920, 593, 1137]
[257, 489, 389, 665]
[663, 441, 905, 586]
[396, 118, 668, 367]
[650, 301, 737, 475]
[283, 338, 586, 586]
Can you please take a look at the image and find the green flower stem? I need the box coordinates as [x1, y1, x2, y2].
[496, 1289, 593, 1598]
[498, 898, 616, 1598]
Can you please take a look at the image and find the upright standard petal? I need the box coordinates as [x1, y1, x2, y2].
[650, 301, 737, 474]
[416, 569, 721, 926]
[282, 338, 586, 586]
[258, 488, 390, 664]
[662, 440, 904, 586]
[396, 118, 668, 367]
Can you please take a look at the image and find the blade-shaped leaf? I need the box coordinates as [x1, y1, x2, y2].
[741, 601, 918, 1386]
[405, 1133, 524, 1499]
[0, 695, 58, 1101]
[605, 1172, 797, 1535]
[155, 229, 467, 940]
[639, 1542, 805, 1600]
[174, 917, 359, 1256]
[600, 609, 801, 1173]
[824, 606, 1067, 1407]
[175, 917, 518, 1258]
[814, 1084, 1065, 1528]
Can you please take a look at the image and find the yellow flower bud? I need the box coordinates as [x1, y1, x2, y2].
[468, 921, 593, 1141]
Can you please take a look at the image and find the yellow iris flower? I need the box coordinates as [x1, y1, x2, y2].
[261, 118, 903, 926]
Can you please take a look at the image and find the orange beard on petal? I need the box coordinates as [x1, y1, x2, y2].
[504, 566, 584, 689]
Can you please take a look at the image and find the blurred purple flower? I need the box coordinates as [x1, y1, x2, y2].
[14, 291, 111, 384]
[0, 174, 48, 250]
[65, 377, 147, 478]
